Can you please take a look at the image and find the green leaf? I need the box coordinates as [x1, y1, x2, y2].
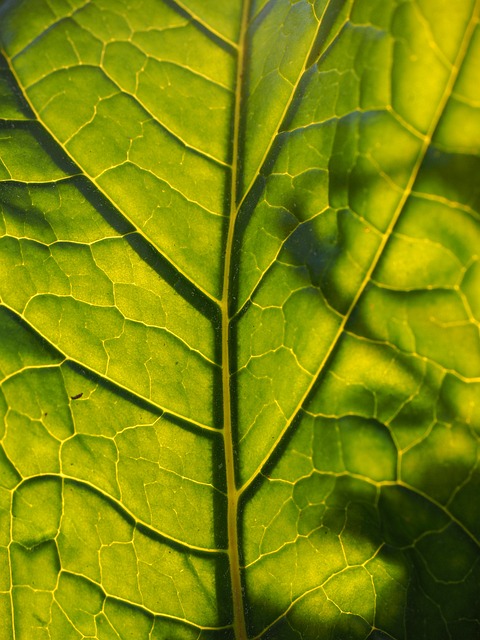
[1, 1, 480, 638]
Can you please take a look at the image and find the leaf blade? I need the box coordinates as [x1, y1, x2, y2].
[1, 1, 480, 639]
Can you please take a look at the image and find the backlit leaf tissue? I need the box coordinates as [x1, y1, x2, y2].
[0, 1, 479, 638]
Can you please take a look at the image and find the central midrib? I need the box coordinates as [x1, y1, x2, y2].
[221, 1, 252, 639]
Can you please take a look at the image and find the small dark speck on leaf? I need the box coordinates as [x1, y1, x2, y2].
[71, 393, 83, 400]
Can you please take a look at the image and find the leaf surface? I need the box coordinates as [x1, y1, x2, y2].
[1, 1, 480, 638]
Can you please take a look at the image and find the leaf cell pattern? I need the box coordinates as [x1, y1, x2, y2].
[0, 1, 480, 639]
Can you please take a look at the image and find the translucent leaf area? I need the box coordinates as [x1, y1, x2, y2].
[1, 1, 480, 638]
